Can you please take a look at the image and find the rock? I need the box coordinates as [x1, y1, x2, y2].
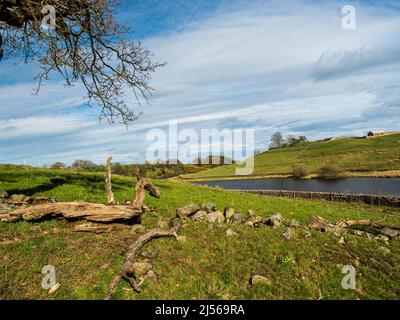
[226, 229, 238, 237]
[248, 216, 264, 227]
[206, 211, 225, 224]
[0, 190, 8, 199]
[244, 221, 254, 227]
[141, 250, 157, 259]
[130, 262, 153, 277]
[232, 212, 244, 224]
[177, 236, 187, 243]
[265, 213, 284, 228]
[282, 228, 292, 240]
[224, 207, 235, 220]
[201, 203, 217, 213]
[247, 209, 256, 217]
[338, 236, 346, 244]
[191, 210, 208, 221]
[130, 224, 146, 234]
[176, 204, 200, 218]
[250, 275, 271, 286]
[6, 194, 31, 205]
[380, 227, 398, 239]
[146, 270, 158, 282]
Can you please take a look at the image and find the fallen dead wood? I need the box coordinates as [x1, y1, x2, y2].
[105, 220, 181, 300]
[308, 216, 399, 239]
[0, 202, 142, 223]
[307, 216, 339, 232]
[1, 158, 162, 224]
[132, 166, 161, 210]
[336, 218, 400, 230]
[105, 157, 115, 205]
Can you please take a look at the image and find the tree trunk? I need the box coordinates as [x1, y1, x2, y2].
[105, 157, 115, 205]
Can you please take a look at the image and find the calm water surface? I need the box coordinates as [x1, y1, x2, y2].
[193, 178, 400, 197]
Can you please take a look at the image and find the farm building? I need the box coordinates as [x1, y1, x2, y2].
[367, 131, 386, 137]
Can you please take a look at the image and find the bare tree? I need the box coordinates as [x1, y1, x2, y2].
[0, 0, 164, 125]
[270, 131, 285, 149]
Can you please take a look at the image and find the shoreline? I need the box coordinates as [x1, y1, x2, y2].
[180, 170, 400, 182]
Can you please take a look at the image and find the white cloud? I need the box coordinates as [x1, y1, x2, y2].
[1, 0, 400, 164]
[311, 47, 400, 80]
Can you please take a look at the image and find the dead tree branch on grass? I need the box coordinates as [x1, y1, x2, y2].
[105, 220, 181, 300]
[0, 158, 161, 224]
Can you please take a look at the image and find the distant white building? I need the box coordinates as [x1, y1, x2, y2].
[367, 131, 386, 137]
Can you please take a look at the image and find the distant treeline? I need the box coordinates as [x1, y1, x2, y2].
[41, 156, 235, 179]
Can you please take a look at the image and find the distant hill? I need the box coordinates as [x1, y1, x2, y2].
[183, 133, 400, 180]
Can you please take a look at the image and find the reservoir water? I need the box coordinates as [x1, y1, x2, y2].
[193, 178, 400, 197]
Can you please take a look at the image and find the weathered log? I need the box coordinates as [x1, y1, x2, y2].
[2, 157, 162, 224]
[336, 218, 400, 230]
[308, 216, 337, 232]
[308, 216, 399, 239]
[0, 202, 141, 223]
[132, 166, 161, 210]
[105, 157, 115, 205]
[132, 176, 146, 211]
[105, 220, 181, 300]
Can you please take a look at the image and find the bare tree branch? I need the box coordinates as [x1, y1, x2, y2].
[0, 0, 165, 125]
[105, 220, 181, 300]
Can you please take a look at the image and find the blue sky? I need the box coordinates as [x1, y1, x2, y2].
[0, 0, 399, 165]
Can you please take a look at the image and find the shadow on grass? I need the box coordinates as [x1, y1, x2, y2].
[6, 177, 69, 196]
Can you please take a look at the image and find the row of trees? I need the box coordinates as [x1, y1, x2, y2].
[270, 132, 308, 149]
[46, 156, 234, 179]
[49, 155, 236, 171]
[49, 160, 96, 169]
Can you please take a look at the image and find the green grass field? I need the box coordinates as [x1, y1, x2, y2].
[183, 134, 400, 180]
[1, 165, 400, 300]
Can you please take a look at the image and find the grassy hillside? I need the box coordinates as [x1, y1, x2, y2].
[183, 134, 400, 180]
[1, 166, 400, 299]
